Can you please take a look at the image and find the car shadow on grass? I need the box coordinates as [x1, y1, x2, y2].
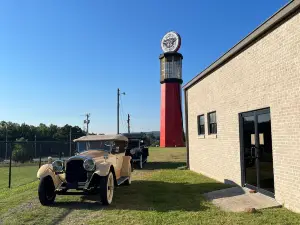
[50, 180, 228, 212]
[49, 161, 230, 213]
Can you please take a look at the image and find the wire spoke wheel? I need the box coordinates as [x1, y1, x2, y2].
[139, 155, 143, 169]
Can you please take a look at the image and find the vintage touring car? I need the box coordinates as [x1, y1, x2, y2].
[37, 134, 132, 206]
[123, 133, 149, 169]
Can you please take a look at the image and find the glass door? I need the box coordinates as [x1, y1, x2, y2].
[257, 113, 274, 193]
[240, 108, 274, 196]
[242, 115, 257, 188]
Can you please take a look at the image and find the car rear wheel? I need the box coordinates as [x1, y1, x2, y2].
[139, 155, 143, 169]
[100, 172, 114, 205]
[38, 176, 56, 206]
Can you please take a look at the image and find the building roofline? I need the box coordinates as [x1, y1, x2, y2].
[183, 0, 300, 90]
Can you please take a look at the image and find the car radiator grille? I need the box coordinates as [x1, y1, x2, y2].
[66, 160, 87, 183]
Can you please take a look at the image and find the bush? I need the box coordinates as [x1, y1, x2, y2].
[150, 140, 160, 147]
[12, 138, 31, 163]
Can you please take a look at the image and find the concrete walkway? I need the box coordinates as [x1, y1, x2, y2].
[203, 187, 281, 212]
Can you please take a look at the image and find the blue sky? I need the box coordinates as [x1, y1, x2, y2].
[0, 0, 288, 134]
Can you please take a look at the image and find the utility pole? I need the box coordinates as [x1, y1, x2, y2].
[69, 127, 72, 157]
[34, 135, 37, 158]
[117, 88, 125, 134]
[127, 114, 130, 133]
[84, 113, 90, 135]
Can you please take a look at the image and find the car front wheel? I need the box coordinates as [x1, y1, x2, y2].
[38, 176, 56, 206]
[99, 171, 114, 205]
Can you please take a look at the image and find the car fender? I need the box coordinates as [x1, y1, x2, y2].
[120, 156, 131, 176]
[94, 162, 113, 177]
[37, 164, 64, 189]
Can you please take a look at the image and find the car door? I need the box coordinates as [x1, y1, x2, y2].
[115, 152, 124, 179]
[113, 141, 125, 179]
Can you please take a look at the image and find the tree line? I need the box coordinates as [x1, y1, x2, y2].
[0, 121, 86, 162]
[0, 121, 164, 162]
[0, 121, 86, 142]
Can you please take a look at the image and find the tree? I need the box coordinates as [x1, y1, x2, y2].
[147, 133, 156, 146]
[142, 132, 157, 147]
[0, 121, 86, 158]
[12, 137, 31, 163]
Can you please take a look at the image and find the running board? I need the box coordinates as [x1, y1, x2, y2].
[55, 191, 95, 195]
[117, 176, 129, 185]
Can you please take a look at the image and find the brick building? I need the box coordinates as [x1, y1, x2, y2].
[183, 1, 300, 212]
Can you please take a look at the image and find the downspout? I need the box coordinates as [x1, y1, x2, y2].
[184, 89, 190, 169]
[178, 83, 184, 147]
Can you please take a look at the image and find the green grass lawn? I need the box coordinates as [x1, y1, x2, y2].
[0, 147, 300, 225]
[0, 165, 38, 189]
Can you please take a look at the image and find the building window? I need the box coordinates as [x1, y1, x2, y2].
[208, 111, 217, 134]
[197, 115, 205, 135]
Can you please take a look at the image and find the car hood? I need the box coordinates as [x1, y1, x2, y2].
[79, 150, 107, 158]
[68, 150, 108, 163]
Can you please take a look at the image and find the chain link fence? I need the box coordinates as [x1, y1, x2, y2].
[0, 141, 76, 189]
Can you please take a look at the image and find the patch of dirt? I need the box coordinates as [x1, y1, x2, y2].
[0, 198, 39, 224]
[131, 169, 154, 181]
[56, 198, 104, 225]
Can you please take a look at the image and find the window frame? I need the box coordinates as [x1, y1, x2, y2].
[197, 114, 205, 136]
[207, 111, 217, 135]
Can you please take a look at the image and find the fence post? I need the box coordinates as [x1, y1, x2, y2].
[8, 143, 12, 188]
[39, 144, 42, 168]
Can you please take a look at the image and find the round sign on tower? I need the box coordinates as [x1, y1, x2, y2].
[161, 31, 181, 53]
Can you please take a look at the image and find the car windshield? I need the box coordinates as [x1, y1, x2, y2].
[127, 140, 140, 149]
[77, 141, 113, 153]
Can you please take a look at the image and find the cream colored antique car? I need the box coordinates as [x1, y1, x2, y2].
[37, 134, 132, 206]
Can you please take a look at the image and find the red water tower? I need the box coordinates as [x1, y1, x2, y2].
[159, 31, 184, 147]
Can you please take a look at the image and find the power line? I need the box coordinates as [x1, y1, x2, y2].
[119, 95, 127, 132]
[117, 88, 125, 134]
[120, 95, 125, 116]
[119, 109, 125, 133]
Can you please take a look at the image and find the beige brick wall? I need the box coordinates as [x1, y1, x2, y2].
[187, 10, 300, 212]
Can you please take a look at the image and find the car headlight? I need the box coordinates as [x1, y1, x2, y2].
[83, 158, 95, 171]
[52, 160, 64, 172]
